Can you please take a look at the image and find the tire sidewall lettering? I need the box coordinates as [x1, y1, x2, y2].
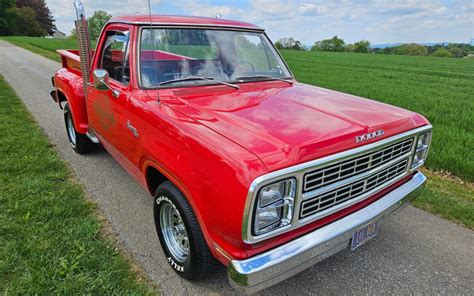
[156, 195, 188, 273]
[167, 256, 185, 272]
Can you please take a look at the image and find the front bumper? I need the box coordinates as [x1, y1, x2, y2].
[228, 172, 426, 294]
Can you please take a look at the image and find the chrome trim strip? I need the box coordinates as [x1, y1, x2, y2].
[230, 172, 426, 294]
[242, 125, 432, 244]
[410, 131, 433, 170]
[109, 21, 264, 31]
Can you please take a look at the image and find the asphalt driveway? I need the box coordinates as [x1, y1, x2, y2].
[0, 40, 473, 295]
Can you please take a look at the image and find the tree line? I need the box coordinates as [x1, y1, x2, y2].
[275, 35, 474, 58]
[0, 0, 56, 36]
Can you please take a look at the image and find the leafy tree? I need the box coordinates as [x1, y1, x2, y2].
[16, 0, 56, 35]
[448, 43, 474, 54]
[432, 48, 453, 58]
[274, 37, 304, 50]
[311, 36, 345, 52]
[426, 44, 444, 54]
[383, 47, 393, 54]
[275, 40, 283, 50]
[8, 6, 45, 36]
[354, 40, 370, 53]
[292, 40, 303, 50]
[70, 10, 112, 40]
[449, 47, 464, 58]
[371, 48, 384, 54]
[393, 44, 428, 56]
[0, 0, 15, 35]
[87, 10, 112, 40]
[344, 44, 355, 52]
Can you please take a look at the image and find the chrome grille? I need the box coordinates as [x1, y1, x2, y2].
[303, 138, 414, 193]
[300, 158, 409, 218]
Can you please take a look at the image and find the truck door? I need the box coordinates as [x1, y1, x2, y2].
[87, 25, 132, 159]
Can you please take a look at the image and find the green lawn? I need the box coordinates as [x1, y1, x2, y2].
[0, 36, 93, 62]
[281, 50, 474, 182]
[0, 76, 155, 294]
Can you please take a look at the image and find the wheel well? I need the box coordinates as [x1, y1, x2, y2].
[57, 90, 67, 102]
[56, 90, 67, 108]
[146, 166, 168, 196]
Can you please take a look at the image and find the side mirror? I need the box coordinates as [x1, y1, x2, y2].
[93, 69, 119, 97]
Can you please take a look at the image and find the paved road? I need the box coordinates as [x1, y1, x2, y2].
[1, 40, 473, 295]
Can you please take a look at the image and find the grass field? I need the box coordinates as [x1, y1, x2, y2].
[0, 36, 94, 62]
[0, 37, 472, 230]
[0, 76, 154, 294]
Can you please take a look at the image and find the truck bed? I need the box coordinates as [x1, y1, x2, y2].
[57, 49, 82, 74]
[57, 49, 96, 74]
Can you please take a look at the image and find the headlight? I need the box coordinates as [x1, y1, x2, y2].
[253, 179, 296, 236]
[411, 131, 432, 169]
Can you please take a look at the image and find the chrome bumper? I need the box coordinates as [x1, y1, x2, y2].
[228, 172, 426, 294]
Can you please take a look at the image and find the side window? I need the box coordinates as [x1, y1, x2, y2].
[100, 30, 130, 84]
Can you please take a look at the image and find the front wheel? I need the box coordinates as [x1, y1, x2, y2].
[64, 103, 96, 154]
[153, 181, 215, 280]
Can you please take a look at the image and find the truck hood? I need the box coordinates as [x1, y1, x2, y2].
[159, 82, 428, 172]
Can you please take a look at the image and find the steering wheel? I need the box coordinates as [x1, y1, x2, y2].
[237, 60, 255, 72]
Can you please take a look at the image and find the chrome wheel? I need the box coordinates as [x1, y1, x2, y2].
[66, 112, 76, 146]
[160, 202, 189, 263]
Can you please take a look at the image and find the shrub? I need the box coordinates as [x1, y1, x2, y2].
[393, 44, 428, 56]
[432, 48, 453, 58]
[449, 47, 464, 58]
[354, 40, 370, 53]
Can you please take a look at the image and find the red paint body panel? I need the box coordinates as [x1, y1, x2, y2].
[54, 67, 89, 133]
[157, 82, 427, 172]
[53, 16, 430, 264]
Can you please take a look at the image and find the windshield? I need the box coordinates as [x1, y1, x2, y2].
[139, 28, 292, 88]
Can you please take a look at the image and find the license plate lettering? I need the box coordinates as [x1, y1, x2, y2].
[351, 221, 379, 250]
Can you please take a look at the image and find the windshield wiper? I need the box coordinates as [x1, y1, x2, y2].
[235, 75, 294, 85]
[159, 76, 240, 89]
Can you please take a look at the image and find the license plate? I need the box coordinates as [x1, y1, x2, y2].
[351, 220, 380, 251]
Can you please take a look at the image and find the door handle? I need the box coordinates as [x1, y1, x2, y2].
[126, 120, 139, 137]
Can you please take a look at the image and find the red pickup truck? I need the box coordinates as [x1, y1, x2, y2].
[51, 14, 432, 294]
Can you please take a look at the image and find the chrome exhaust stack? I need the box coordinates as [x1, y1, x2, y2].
[73, 0, 92, 96]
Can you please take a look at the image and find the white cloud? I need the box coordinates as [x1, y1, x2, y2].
[46, 0, 473, 44]
[180, 0, 234, 18]
[298, 3, 319, 16]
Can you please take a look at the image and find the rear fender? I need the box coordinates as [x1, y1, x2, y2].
[53, 68, 89, 134]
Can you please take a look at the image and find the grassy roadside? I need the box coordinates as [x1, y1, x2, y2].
[0, 76, 156, 293]
[0, 38, 471, 230]
[415, 170, 473, 229]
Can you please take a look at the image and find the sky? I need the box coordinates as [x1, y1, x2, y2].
[47, 0, 473, 45]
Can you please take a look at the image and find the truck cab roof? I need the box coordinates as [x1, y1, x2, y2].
[109, 15, 263, 31]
